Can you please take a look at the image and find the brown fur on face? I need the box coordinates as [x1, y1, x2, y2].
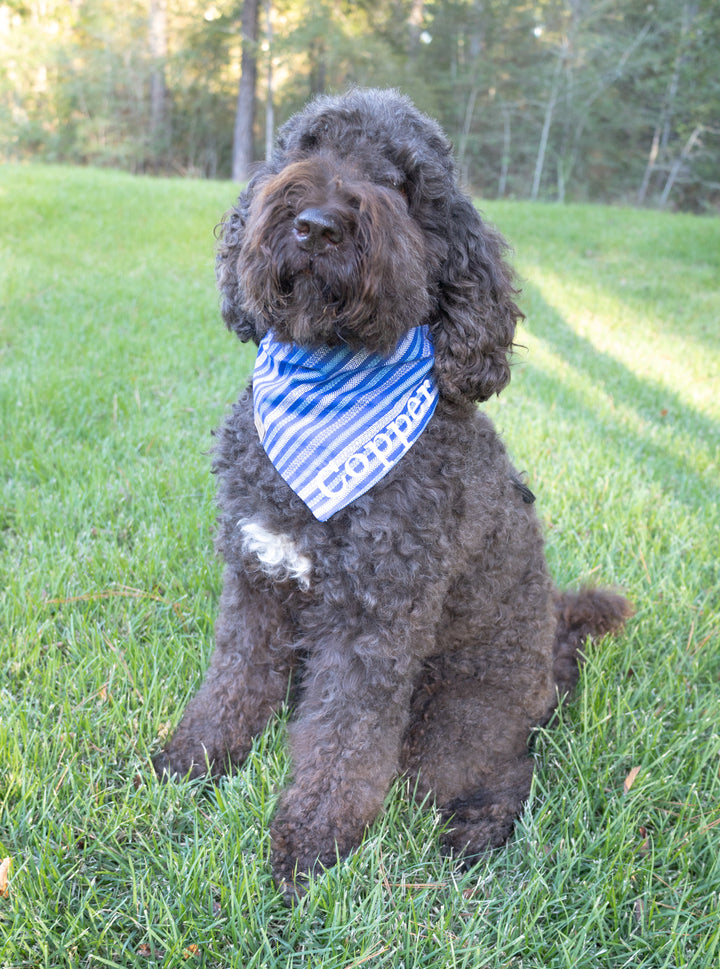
[155, 88, 632, 899]
[237, 154, 432, 354]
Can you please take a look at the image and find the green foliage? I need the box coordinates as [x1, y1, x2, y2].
[1, 165, 719, 966]
[1, 0, 719, 207]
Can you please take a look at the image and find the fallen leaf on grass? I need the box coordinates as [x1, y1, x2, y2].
[0, 857, 11, 897]
[623, 766, 641, 794]
[183, 945, 200, 959]
[136, 943, 164, 960]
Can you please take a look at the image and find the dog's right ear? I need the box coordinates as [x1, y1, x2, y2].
[215, 186, 260, 344]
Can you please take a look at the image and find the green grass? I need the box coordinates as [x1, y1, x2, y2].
[1, 163, 719, 968]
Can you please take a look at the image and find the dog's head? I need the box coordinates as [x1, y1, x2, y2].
[217, 88, 522, 402]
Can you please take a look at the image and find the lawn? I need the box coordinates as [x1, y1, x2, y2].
[1, 164, 718, 968]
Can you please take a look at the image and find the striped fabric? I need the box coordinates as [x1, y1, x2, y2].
[253, 326, 439, 521]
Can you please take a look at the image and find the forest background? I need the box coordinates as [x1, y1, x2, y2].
[1, 0, 719, 211]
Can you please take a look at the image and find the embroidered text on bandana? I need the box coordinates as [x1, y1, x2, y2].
[253, 326, 439, 521]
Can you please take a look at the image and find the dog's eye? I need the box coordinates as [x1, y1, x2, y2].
[299, 131, 320, 151]
[378, 174, 407, 199]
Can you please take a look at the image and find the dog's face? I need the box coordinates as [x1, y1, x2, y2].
[237, 150, 433, 354]
[217, 88, 523, 402]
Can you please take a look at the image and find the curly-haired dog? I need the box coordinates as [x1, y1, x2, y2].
[154, 88, 632, 894]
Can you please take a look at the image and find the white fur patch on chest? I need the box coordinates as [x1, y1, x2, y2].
[239, 519, 312, 590]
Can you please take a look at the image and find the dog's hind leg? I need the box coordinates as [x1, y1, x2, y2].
[400, 637, 557, 860]
[401, 588, 632, 861]
[153, 569, 297, 780]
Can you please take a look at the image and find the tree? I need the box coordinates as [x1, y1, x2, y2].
[148, 0, 169, 166]
[233, 0, 260, 182]
[1, 0, 718, 207]
[634, 0, 720, 209]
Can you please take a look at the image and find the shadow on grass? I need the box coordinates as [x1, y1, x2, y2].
[511, 281, 720, 516]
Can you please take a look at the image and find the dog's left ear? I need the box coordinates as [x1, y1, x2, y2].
[215, 185, 261, 344]
[429, 193, 523, 403]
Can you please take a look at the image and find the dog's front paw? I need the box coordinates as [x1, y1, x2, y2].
[152, 742, 218, 782]
[269, 817, 344, 899]
[269, 790, 367, 899]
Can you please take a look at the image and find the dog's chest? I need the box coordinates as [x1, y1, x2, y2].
[238, 518, 312, 590]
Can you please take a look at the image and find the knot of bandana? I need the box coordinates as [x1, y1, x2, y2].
[253, 326, 439, 521]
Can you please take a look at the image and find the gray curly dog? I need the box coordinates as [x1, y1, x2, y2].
[154, 88, 632, 897]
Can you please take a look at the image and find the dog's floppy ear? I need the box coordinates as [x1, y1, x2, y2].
[429, 193, 523, 403]
[215, 182, 262, 344]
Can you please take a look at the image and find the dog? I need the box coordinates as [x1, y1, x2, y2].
[154, 88, 632, 896]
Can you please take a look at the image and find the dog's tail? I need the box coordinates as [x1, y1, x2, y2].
[553, 588, 634, 697]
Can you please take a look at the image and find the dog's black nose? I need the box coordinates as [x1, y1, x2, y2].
[293, 208, 343, 251]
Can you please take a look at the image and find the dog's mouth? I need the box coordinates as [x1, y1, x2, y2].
[273, 268, 367, 349]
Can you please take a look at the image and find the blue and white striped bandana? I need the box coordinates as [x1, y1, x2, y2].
[253, 326, 439, 521]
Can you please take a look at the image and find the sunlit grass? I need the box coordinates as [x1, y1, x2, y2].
[1, 165, 719, 967]
[527, 269, 718, 419]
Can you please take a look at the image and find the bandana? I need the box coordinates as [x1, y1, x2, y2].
[253, 326, 439, 521]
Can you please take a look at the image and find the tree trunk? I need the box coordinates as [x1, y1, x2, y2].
[233, 0, 260, 184]
[457, 85, 478, 186]
[659, 124, 703, 207]
[637, 2, 698, 204]
[407, 0, 424, 57]
[637, 122, 662, 204]
[148, 0, 168, 165]
[531, 51, 563, 201]
[264, 0, 274, 162]
[309, 35, 327, 96]
[498, 105, 511, 198]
